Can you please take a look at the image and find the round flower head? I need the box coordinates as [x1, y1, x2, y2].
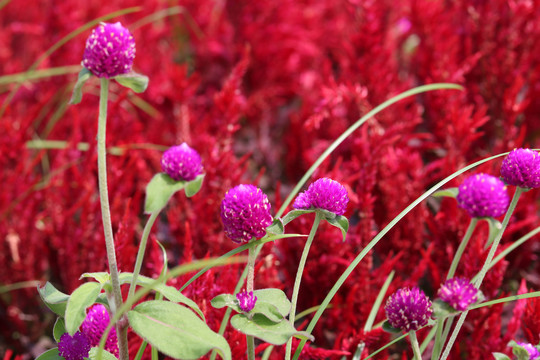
[500, 148, 540, 189]
[81, 304, 119, 357]
[456, 173, 509, 218]
[385, 287, 433, 332]
[516, 342, 540, 360]
[220, 184, 273, 243]
[293, 178, 349, 216]
[437, 277, 478, 311]
[82, 22, 135, 78]
[161, 143, 203, 181]
[58, 332, 91, 360]
[236, 290, 257, 312]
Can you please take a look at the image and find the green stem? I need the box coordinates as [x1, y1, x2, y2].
[246, 246, 257, 360]
[128, 211, 160, 299]
[97, 78, 129, 360]
[447, 218, 478, 279]
[440, 187, 524, 360]
[285, 212, 323, 360]
[409, 331, 422, 360]
[431, 318, 446, 360]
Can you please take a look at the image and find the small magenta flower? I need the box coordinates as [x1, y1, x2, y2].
[456, 173, 509, 218]
[220, 184, 273, 243]
[82, 22, 136, 78]
[236, 290, 257, 312]
[293, 178, 349, 216]
[438, 277, 478, 311]
[161, 143, 203, 181]
[501, 148, 540, 189]
[385, 287, 433, 332]
[58, 332, 91, 360]
[81, 304, 119, 358]
[516, 342, 540, 359]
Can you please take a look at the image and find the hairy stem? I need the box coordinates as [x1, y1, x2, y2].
[410, 331, 422, 360]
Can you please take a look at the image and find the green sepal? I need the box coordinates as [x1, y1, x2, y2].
[70, 68, 93, 105]
[325, 214, 349, 242]
[89, 347, 118, 360]
[53, 317, 67, 342]
[65, 282, 103, 335]
[144, 173, 205, 214]
[432, 299, 458, 319]
[266, 218, 284, 235]
[35, 348, 63, 360]
[128, 300, 231, 360]
[230, 314, 314, 345]
[282, 209, 315, 226]
[114, 72, 149, 93]
[483, 217, 503, 249]
[38, 282, 70, 317]
[432, 187, 459, 198]
[382, 320, 402, 334]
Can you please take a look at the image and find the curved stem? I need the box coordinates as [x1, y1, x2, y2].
[285, 212, 322, 360]
[409, 331, 422, 360]
[440, 187, 524, 360]
[97, 78, 129, 360]
[447, 218, 478, 279]
[128, 211, 160, 299]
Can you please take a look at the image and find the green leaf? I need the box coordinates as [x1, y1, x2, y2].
[65, 282, 103, 335]
[266, 218, 284, 235]
[89, 347, 118, 360]
[128, 300, 231, 360]
[484, 217, 503, 248]
[325, 215, 349, 242]
[53, 317, 67, 342]
[492, 353, 511, 360]
[382, 320, 402, 334]
[35, 348, 63, 360]
[254, 289, 291, 318]
[282, 209, 315, 226]
[69, 67, 92, 105]
[432, 299, 458, 319]
[432, 187, 459, 198]
[114, 71, 149, 93]
[80, 272, 110, 283]
[38, 282, 70, 317]
[144, 173, 204, 213]
[231, 314, 314, 345]
[511, 342, 533, 360]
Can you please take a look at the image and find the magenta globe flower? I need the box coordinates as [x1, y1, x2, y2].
[385, 287, 433, 332]
[161, 143, 203, 181]
[236, 290, 257, 312]
[58, 332, 91, 360]
[220, 184, 273, 243]
[456, 173, 509, 218]
[293, 178, 349, 216]
[81, 304, 119, 358]
[501, 148, 540, 189]
[82, 22, 136, 78]
[437, 277, 478, 311]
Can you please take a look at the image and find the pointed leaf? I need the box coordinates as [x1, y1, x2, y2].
[484, 217, 503, 248]
[128, 300, 231, 360]
[89, 348, 118, 360]
[35, 348, 63, 360]
[144, 173, 187, 214]
[231, 314, 314, 345]
[70, 68, 92, 105]
[184, 174, 205, 197]
[53, 317, 67, 342]
[325, 215, 349, 242]
[38, 282, 70, 316]
[114, 72, 149, 93]
[80, 272, 110, 284]
[282, 209, 315, 226]
[65, 282, 102, 335]
[432, 187, 459, 198]
[266, 218, 284, 235]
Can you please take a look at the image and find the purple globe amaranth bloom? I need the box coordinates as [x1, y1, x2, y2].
[236, 290, 257, 312]
[58, 332, 91, 360]
[82, 22, 135, 78]
[516, 342, 540, 360]
[501, 148, 540, 189]
[220, 184, 273, 243]
[437, 277, 478, 311]
[161, 143, 203, 181]
[385, 287, 433, 332]
[81, 304, 119, 358]
[293, 177, 349, 216]
[456, 173, 509, 218]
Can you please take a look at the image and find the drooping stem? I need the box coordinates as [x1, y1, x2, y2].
[440, 187, 524, 360]
[128, 211, 160, 299]
[97, 78, 129, 360]
[409, 331, 422, 360]
[285, 212, 323, 360]
[446, 217, 478, 279]
[246, 245, 257, 360]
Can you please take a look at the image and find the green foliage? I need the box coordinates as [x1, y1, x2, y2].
[230, 314, 314, 345]
[432, 187, 459, 198]
[89, 348, 118, 360]
[382, 320, 402, 334]
[266, 218, 284, 235]
[114, 72, 149, 93]
[38, 282, 70, 317]
[53, 317, 66, 342]
[35, 348, 63, 360]
[484, 217, 503, 248]
[65, 282, 103, 335]
[492, 353, 511, 360]
[325, 214, 349, 242]
[281, 209, 315, 225]
[144, 173, 204, 213]
[128, 300, 231, 360]
[432, 299, 458, 319]
[69, 68, 92, 104]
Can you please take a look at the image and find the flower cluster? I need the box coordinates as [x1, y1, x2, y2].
[58, 332, 91, 360]
[500, 148, 540, 189]
[385, 287, 433, 332]
[236, 290, 257, 312]
[161, 143, 203, 181]
[293, 178, 349, 216]
[456, 173, 509, 218]
[81, 304, 119, 357]
[220, 185, 273, 243]
[438, 277, 478, 311]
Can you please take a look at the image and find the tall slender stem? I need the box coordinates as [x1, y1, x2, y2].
[128, 211, 160, 299]
[447, 217, 478, 279]
[246, 246, 257, 360]
[409, 331, 422, 360]
[440, 187, 524, 360]
[285, 212, 323, 360]
[97, 78, 129, 360]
